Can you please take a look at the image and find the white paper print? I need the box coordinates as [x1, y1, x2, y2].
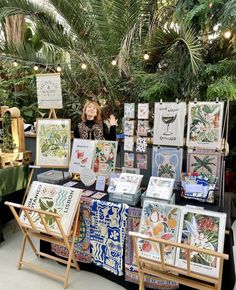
[124, 103, 135, 119]
[146, 177, 175, 200]
[186, 102, 224, 149]
[136, 137, 148, 153]
[124, 120, 135, 136]
[153, 102, 186, 146]
[124, 152, 135, 167]
[124, 136, 134, 151]
[36, 73, 63, 109]
[69, 139, 96, 174]
[138, 103, 149, 119]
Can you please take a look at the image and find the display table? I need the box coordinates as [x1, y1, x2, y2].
[38, 180, 235, 290]
[0, 165, 30, 243]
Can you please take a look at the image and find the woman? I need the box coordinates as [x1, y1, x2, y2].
[74, 100, 117, 140]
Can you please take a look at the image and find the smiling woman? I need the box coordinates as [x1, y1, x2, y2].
[73, 100, 117, 141]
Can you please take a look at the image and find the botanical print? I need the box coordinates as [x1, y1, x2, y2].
[138, 200, 181, 264]
[20, 181, 82, 236]
[36, 119, 71, 168]
[146, 176, 175, 200]
[124, 152, 135, 167]
[152, 146, 183, 182]
[36, 73, 63, 109]
[187, 149, 221, 177]
[90, 200, 129, 275]
[138, 103, 149, 119]
[136, 137, 148, 153]
[124, 120, 135, 136]
[124, 136, 134, 151]
[125, 207, 178, 289]
[186, 102, 224, 149]
[175, 208, 226, 278]
[92, 140, 118, 177]
[69, 139, 96, 174]
[136, 153, 148, 170]
[51, 198, 92, 263]
[137, 120, 149, 136]
[124, 103, 135, 119]
[153, 102, 186, 146]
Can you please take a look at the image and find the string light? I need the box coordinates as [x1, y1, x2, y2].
[81, 63, 87, 70]
[111, 57, 117, 66]
[56, 64, 62, 72]
[208, 2, 213, 8]
[13, 60, 18, 67]
[224, 30, 232, 39]
[143, 51, 150, 60]
[33, 64, 39, 71]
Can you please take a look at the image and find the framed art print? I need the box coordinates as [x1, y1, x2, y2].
[124, 136, 134, 151]
[69, 139, 96, 174]
[124, 120, 135, 136]
[153, 102, 186, 146]
[137, 120, 149, 136]
[186, 102, 224, 149]
[175, 208, 226, 278]
[124, 152, 135, 167]
[36, 118, 71, 168]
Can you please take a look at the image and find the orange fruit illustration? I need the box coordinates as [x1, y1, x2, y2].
[153, 223, 164, 236]
[167, 218, 177, 229]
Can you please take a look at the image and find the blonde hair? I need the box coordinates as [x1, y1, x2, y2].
[82, 100, 102, 123]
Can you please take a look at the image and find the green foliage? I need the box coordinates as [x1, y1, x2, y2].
[1, 112, 16, 152]
[207, 77, 236, 101]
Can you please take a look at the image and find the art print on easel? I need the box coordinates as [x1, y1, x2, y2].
[186, 102, 224, 149]
[92, 140, 118, 177]
[152, 146, 183, 181]
[69, 139, 96, 174]
[153, 102, 186, 146]
[36, 119, 71, 168]
[175, 208, 226, 278]
[138, 200, 181, 264]
[20, 181, 82, 236]
[36, 73, 63, 109]
[124, 103, 135, 119]
[187, 149, 221, 177]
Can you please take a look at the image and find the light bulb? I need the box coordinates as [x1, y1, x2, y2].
[81, 63, 87, 70]
[143, 51, 150, 60]
[13, 60, 18, 67]
[209, 2, 213, 8]
[33, 65, 39, 71]
[56, 64, 62, 72]
[111, 58, 117, 66]
[224, 31, 232, 39]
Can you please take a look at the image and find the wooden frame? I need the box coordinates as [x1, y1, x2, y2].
[5, 201, 81, 289]
[129, 231, 229, 290]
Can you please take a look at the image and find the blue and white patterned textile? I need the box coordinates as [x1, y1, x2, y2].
[90, 200, 129, 275]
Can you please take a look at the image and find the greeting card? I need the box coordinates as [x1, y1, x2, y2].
[124, 136, 134, 151]
[137, 120, 149, 136]
[138, 103, 149, 119]
[136, 137, 148, 153]
[124, 103, 135, 119]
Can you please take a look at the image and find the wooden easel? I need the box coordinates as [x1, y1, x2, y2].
[129, 231, 229, 290]
[5, 200, 81, 288]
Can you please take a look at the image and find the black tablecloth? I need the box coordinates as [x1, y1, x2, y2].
[40, 181, 235, 290]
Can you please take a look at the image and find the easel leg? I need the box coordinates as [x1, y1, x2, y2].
[18, 234, 27, 270]
[22, 167, 34, 205]
[139, 272, 145, 290]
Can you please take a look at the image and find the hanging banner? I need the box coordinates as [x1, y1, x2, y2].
[36, 73, 63, 109]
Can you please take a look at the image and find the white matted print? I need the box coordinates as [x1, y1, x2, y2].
[138, 200, 181, 264]
[153, 102, 186, 146]
[146, 176, 175, 200]
[20, 181, 82, 236]
[124, 120, 135, 136]
[124, 136, 134, 151]
[36, 73, 62, 109]
[137, 120, 149, 136]
[36, 119, 71, 168]
[186, 102, 224, 149]
[138, 103, 149, 119]
[124, 103, 135, 119]
[124, 152, 134, 167]
[175, 208, 226, 278]
[69, 139, 96, 174]
[92, 140, 118, 177]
